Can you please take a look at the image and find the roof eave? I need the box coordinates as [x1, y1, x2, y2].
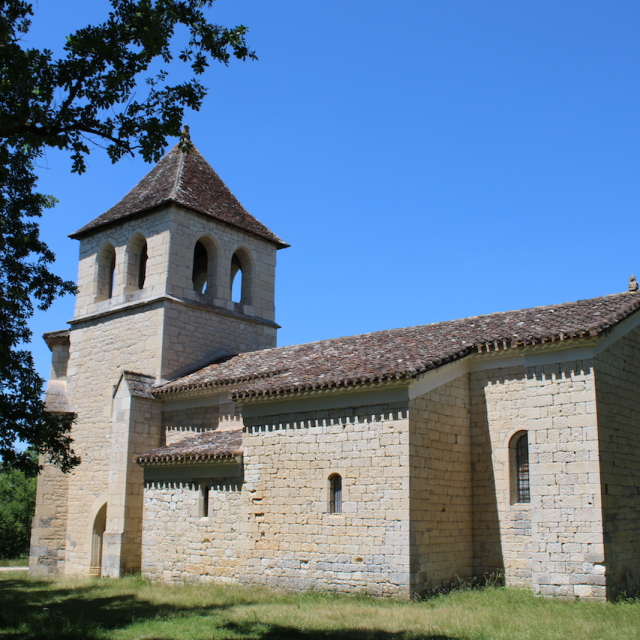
[136, 451, 242, 466]
[69, 200, 290, 249]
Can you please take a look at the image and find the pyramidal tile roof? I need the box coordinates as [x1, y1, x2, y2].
[69, 143, 289, 248]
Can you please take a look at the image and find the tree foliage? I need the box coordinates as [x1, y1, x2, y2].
[0, 0, 256, 476]
[0, 143, 78, 475]
[0, 448, 37, 558]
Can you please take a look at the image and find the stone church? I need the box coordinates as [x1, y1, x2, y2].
[29, 141, 640, 600]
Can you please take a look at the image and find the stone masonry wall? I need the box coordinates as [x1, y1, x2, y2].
[470, 365, 530, 585]
[240, 402, 410, 596]
[595, 325, 640, 598]
[29, 458, 69, 577]
[409, 376, 473, 594]
[525, 359, 605, 599]
[142, 477, 245, 583]
[470, 360, 606, 598]
[160, 300, 276, 381]
[61, 293, 266, 577]
[163, 405, 220, 445]
[141, 401, 411, 596]
[61, 305, 164, 576]
[103, 387, 163, 577]
[164, 400, 241, 445]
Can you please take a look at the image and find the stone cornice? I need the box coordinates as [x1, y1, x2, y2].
[68, 293, 280, 329]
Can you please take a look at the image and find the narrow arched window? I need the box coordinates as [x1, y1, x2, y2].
[201, 483, 210, 517]
[329, 474, 342, 514]
[95, 243, 117, 302]
[515, 433, 530, 503]
[138, 242, 148, 289]
[93, 242, 123, 302]
[108, 254, 116, 299]
[230, 253, 242, 302]
[192, 241, 208, 293]
[123, 234, 147, 294]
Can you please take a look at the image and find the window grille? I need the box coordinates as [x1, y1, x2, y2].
[329, 474, 342, 514]
[516, 433, 530, 503]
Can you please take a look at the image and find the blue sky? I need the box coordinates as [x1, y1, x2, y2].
[26, 0, 640, 382]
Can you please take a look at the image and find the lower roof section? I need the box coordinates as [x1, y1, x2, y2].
[136, 429, 242, 465]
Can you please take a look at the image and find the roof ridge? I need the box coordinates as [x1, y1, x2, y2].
[170, 144, 185, 199]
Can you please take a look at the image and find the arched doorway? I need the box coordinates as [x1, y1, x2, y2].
[89, 504, 107, 577]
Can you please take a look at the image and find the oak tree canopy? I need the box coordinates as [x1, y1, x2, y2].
[0, 0, 256, 475]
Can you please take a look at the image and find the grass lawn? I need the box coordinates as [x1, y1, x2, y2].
[0, 557, 28, 567]
[1, 573, 640, 640]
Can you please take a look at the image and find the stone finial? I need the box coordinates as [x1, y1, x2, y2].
[630, 275, 638, 292]
[181, 124, 191, 142]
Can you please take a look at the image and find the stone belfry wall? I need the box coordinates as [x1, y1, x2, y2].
[30, 143, 287, 578]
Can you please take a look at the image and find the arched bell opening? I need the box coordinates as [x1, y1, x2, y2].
[138, 242, 148, 289]
[192, 236, 220, 297]
[230, 247, 254, 306]
[95, 243, 117, 302]
[192, 241, 209, 294]
[123, 233, 148, 293]
[89, 503, 107, 577]
[230, 254, 242, 302]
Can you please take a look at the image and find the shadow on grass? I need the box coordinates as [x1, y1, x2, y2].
[0, 577, 236, 640]
[0, 577, 464, 640]
[222, 620, 463, 640]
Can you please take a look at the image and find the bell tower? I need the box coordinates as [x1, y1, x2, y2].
[30, 140, 288, 577]
[70, 139, 289, 381]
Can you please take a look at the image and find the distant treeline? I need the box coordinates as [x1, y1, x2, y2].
[0, 450, 37, 559]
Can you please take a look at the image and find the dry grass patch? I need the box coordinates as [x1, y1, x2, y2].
[1, 573, 639, 639]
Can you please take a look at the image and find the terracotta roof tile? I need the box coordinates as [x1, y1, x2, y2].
[154, 291, 640, 399]
[69, 144, 289, 248]
[136, 429, 242, 464]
